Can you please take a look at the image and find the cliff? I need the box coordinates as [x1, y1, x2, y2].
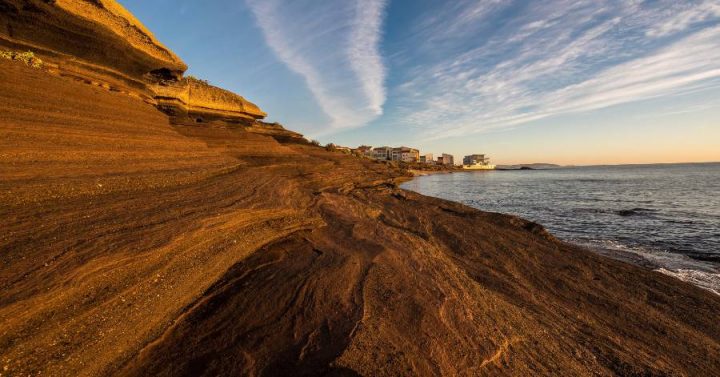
[2, 2, 720, 376]
[0, 0, 266, 123]
[153, 77, 267, 125]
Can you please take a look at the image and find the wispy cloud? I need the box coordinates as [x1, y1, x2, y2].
[414, 0, 507, 43]
[246, 0, 387, 129]
[634, 100, 720, 119]
[394, 0, 720, 141]
[646, 0, 720, 37]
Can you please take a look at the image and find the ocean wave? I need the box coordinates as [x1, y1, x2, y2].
[656, 268, 720, 296]
[575, 239, 720, 296]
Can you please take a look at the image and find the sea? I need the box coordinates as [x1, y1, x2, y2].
[401, 162, 720, 295]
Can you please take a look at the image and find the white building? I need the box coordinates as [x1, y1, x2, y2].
[437, 153, 454, 166]
[391, 147, 420, 163]
[371, 146, 392, 160]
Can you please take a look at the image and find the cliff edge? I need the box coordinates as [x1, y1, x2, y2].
[1, 0, 184, 83]
[0, 0, 266, 123]
[153, 77, 267, 124]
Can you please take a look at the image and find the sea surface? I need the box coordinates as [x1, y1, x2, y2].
[401, 162, 720, 295]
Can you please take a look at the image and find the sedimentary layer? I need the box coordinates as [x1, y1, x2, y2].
[2, 56, 720, 377]
[0, 0, 266, 122]
[2, 2, 720, 376]
[0, 0, 184, 84]
[153, 77, 267, 123]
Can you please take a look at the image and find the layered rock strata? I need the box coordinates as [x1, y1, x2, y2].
[153, 77, 267, 124]
[2, 2, 720, 376]
[0, 0, 266, 124]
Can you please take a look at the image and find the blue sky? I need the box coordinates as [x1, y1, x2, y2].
[120, 0, 720, 164]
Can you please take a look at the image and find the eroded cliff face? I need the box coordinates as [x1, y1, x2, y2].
[0, 0, 267, 124]
[153, 77, 267, 125]
[0, 0, 185, 89]
[2, 3, 720, 377]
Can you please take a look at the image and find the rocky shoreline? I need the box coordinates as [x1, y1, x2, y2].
[2, 1, 720, 376]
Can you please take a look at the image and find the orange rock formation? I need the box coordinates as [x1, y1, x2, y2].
[0, 0, 266, 124]
[2, 1, 720, 376]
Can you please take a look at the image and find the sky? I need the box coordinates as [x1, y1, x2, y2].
[120, 0, 720, 165]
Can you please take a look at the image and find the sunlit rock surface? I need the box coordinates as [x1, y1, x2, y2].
[1, 1, 720, 376]
[0, 0, 266, 122]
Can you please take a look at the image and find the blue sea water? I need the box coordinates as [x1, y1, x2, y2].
[401, 163, 720, 294]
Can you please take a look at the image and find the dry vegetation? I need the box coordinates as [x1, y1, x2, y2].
[0, 50, 43, 68]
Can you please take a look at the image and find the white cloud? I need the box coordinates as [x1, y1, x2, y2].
[348, 0, 387, 115]
[394, 0, 720, 141]
[420, 0, 507, 42]
[246, 0, 387, 129]
[646, 0, 720, 37]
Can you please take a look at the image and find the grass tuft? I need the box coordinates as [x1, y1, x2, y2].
[185, 75, 210, 85]
[1, 50, 43, 68]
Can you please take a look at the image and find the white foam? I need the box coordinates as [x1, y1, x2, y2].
[656, 268, 720, 296]
[577, 239, 720, 296]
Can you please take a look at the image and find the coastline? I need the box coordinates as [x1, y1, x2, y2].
[3, 3, 720, 375]
[407, 168, 456, 176]
[580, 241, 720, 296]
[401, 169, 720, 296]
[5, 59, 720, 374]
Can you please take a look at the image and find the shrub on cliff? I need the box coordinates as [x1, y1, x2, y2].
[0, 50, 43, 68]
[184, 75, 210, 85]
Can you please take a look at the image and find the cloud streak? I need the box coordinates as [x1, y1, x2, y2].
[394, 0, 720, 141]
[646, 0, 720, 37]
[246, 0, 387, 129]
